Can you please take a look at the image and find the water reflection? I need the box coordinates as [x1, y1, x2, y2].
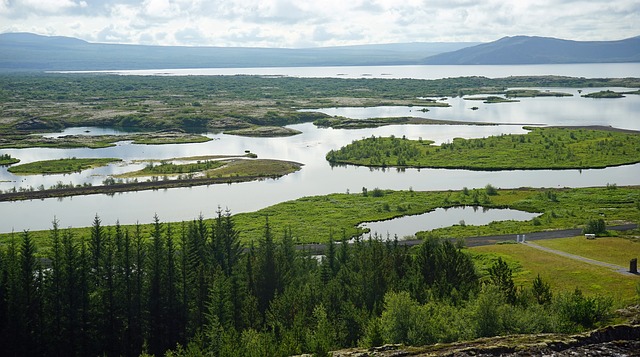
[359, 207, 539, 239]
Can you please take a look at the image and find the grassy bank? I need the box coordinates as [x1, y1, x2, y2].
[8, 157, 121, 174]
[327, 127, 640, 170]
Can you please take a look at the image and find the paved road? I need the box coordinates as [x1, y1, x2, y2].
[399, 223, 638, 248]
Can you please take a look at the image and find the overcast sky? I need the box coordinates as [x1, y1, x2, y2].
[1, 0, 638, 47]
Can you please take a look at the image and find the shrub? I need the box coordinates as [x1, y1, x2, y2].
[485, 184, 498, 196]
[554, 288, 612, 329]
[583, 218, 606, 235]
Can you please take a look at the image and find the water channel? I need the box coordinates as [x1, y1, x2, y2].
[2, 64, 639, 234]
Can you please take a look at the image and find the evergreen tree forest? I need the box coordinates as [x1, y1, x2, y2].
[0, 211, 613, 356]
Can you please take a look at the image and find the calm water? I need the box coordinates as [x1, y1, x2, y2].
[63, 63, 640, 79]
[359, 207, 540, 239]
[2, 63, 639, 233]
[300, 87, 640, 131]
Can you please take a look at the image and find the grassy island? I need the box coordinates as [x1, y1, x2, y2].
[326, 127, 640, 170]
[116, 157, 300, 179]
[117, 160, 226, 178]
[0, 154, 19, 165]
[582, 90, 625, 98]
[8, 157, 121, 174]
[224, 126, 302, 137]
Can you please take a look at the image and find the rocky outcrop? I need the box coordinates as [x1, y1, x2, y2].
[331, 324, 640, 356]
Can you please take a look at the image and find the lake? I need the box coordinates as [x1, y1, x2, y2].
[63, 63, 640, 79]
[2, 63, 639, 234]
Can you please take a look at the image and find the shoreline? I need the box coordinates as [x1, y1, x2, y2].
[0, 172, 296, 202]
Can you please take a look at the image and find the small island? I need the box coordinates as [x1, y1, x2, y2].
[224, 126, 302, 137]
[8, 157, 122, 175]
[504, 89, 572, 97]
[313, 116, 502, 129]
[464, 96, 520, 103]
[326, 127, 640, 170]
[582, 90, 625, 98]
[0, 153, 19, 166]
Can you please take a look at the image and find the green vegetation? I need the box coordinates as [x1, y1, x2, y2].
[0, 153, 19, 165]
[327, 127, 640, 170]
[116, 158, 301, 180]
[472, 242, 638, 305]
[0, 214, 621, 356]
[535, 236, 640, 267]
[465, 96, 520, 103]
[119, 160, 226, 178]
[582, 90, 625, 98]
[7, 157, 121, 174]
[204, 159, 301, 178]
[9, 185, 636, 249]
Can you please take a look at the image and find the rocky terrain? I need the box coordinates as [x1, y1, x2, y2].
[328, 307, 640, 356]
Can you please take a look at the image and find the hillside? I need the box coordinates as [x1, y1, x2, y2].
[0, 32, 476, 71]
[422, 35, 640, 64]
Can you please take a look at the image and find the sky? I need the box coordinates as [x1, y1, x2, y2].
[1, 0, 639, 48]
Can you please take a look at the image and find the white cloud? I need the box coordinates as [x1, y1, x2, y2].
[0, 0, 638, 46]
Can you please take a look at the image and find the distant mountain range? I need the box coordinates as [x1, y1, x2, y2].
[422, 35, 640, 65]
[0, 32, 476, 71]
[0, 32, 638, 71]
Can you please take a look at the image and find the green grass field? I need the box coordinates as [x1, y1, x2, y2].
[534, 236, 640, 267]
[471, 242, 640, 306]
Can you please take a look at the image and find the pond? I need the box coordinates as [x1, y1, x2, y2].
[358, 207, 540, 239]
